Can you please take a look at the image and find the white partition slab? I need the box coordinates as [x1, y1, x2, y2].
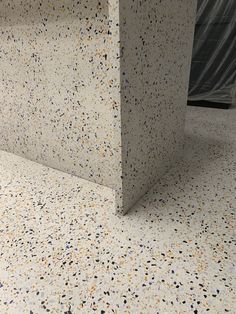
[0, 0, 196, 214]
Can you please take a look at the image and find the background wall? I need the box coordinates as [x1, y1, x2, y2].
[189, 0, 236, 104]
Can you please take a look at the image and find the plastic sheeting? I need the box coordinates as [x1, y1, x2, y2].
[188, 0, 236, 105]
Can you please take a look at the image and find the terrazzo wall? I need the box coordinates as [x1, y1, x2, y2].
[118, 0, 197, 212]
[0, 0, 122, 190]
[0, 0, 196, 214]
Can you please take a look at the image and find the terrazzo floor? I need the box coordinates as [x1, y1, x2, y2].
[0, 106, 236, 314]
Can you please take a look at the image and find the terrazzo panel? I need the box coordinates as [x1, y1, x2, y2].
[0, 105, 235, 313]
[0, 0, 197, 214]
[0, 0, 122, 190]
[118, 0, 197, 213]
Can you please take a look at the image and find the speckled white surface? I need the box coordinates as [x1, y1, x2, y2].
[0, 0, 122, 190]
[0, 106, 235, 313]
[118, 0, 197, 212]
[0, 0, 197, 214]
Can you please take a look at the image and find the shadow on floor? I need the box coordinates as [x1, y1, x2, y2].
[127, 132, 231, 217]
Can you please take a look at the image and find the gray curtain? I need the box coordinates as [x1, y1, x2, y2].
[188, 0, 236, 104]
